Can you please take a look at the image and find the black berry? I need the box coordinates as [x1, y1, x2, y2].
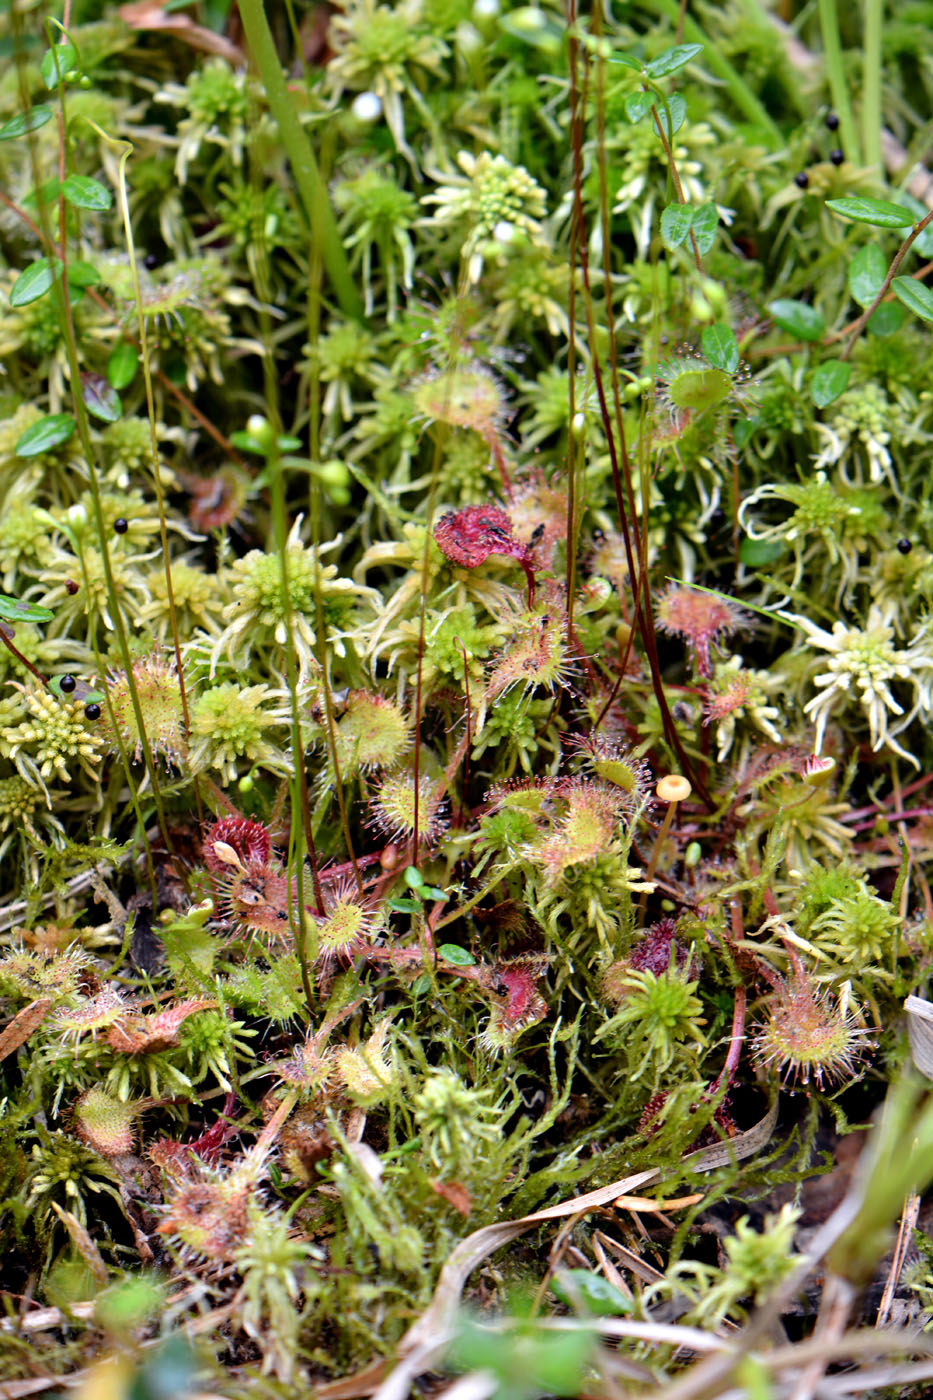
[144, 252, 159, 270]
[85, 702, 101, 721]
[825, 112, 840, 131]
[794, 171, 810, 189]
[830, 148, 844, 166]
[114, 517, 128, 535]
[65, 580, 79, 596]
[59, 674, 76, 693]
[897, 538, 913, 554]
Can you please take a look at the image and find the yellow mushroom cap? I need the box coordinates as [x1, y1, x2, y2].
[656, 774, 692, 803]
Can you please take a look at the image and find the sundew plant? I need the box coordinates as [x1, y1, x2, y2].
[5, 0, 933, 1395]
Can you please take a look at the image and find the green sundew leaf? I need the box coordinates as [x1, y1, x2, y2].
[669, 367, 732, 411]
[810, 359, 851, 408]
[651, 93, 686, 139]
[848, 244, 887, 308]
[891, 275, 933, 323]
[701, 321, 739, 373]
[40, 41, 77, 89]
[645, 42, 703, 78]
[61, 174, 112, 211]
[81, 372, 122, 423]
[767, 298, 826, 341]
[551, 1269, 634, 1315]
[867, 301, 905, 335]
[67, 259, 101, 288]
[107, 343, 138, 390]
[0, 595, 54, 624]
[826, 196, 915, 229]
[9, 256, 59, 308]
[0, 104, 53, 140]
[691, 202, 718, 254]
[624, 90, 654, 123]
[660, 202, 693, 249]
[15, 413, 75, 457]
[438, 944, 475, 966]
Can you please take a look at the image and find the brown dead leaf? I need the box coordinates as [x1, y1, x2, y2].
[429, 1179, 473, 1216]
[118, 2, 246, 65]
[0, 998, 51, 1062]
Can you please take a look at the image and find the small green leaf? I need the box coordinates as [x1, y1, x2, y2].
[767, 298, 826, 341]
[867, 301, 905, 335]
[739, 537, 787, 566]
[61, 174, 112, 211]
[645, 42, 703, 78]
[40, 41, 77, 89]
[0, 104, 53, 140]
[701, 322, 739, 373]
[660, 202, 693, 249]
[810, 359, 851, 408]
[891, 275, 933, 323]
[403, 865, 425, 890]
[691, 202, 718, 254]
[623, 90, 654, 123]
[107, 343, 138, 391]
[387, 897, 421, 913]
[438, 944, 475, 966]
[230, 430, 269, 454]
[15, 413, 75, 457]
[421, 886, 446, 901]
[82, 373, 122, 423]
[0, 594, 54, 624]
[551, 1269, 634, 1316]
[848, 244, 887, 308]
[606, 51, 643, 72]
[651, 93, 686, 139]
[9, 256, 59, 308]
[825, 196, 915, 229]
[67, 259, 101, 288]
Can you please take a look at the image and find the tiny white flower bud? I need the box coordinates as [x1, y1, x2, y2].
[351, 92, 382, 123]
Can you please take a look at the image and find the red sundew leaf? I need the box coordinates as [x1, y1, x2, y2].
[203, 817, 273, 872]
[434, 506, 521, 568]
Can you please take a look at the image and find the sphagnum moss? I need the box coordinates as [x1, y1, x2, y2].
[2, 2, 933, 1394]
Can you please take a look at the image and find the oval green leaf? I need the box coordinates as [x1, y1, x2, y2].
[9, 256, 59, 308]
[701, 322, 739, 373]
[438, 944, 475, 966]
[551, 1269, 633, 1316]
[67, 259, 101, 288]
[848, 244, 887, 308]
[41, 41, 77, 89]
[767, 298, 826, 341]
[0, 104, 53, 141]
[894, 193, 933, 257]
[660, 202, 692, 249]
[867, 301, 905, 335]
[652, 93, 686, 139]
[62, 174, 112, 211]
[107, 343, 138, 391]
[691, 202, 718, 254]
[645, 42, 703, 78]
[610, 51, 645, 73]
[15, 413, 75, 457]
[82, 372, 122, 423]
[891, 275, 933, 323]
[624, 90, 653, 123]
[825, 196, 915, 229]
[0, 594, 54, 624]
[810, 359, 851, 408]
